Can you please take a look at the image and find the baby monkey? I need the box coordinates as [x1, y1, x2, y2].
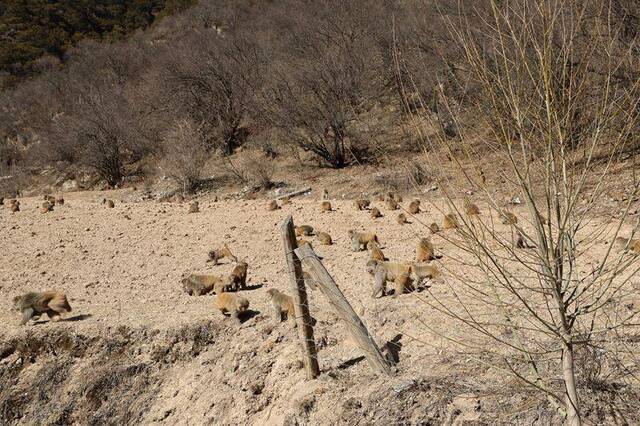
[13, 291, 72, 325]
[207, 244, 238, 265]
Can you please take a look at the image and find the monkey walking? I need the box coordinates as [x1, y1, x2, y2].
[348, 230, 378, 252]
[266, 289, 296, 327]
[366, 260, 413, 298]
[13, 291, 72, 325]
[215, 293, 249, 325]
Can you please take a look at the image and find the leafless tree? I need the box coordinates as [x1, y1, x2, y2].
[160, 119, 208, 193]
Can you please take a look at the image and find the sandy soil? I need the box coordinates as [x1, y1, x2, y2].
[1, 189, 638, 425]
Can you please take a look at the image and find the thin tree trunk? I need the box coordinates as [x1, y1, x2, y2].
[562, 343, 581, 426]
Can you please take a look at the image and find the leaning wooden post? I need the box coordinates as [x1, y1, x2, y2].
[281, 215, 320, 379]
[294, 244, 392, 376]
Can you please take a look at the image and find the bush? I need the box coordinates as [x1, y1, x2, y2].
[160, 119, 208, 193]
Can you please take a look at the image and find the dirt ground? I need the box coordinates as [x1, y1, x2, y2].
[0, 189, 638, 425]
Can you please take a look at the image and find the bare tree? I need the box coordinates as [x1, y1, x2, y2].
[402, 1, 640, 424]
[160, 119, 208, 193]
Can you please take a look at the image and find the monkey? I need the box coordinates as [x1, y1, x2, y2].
[0, 197, 3, 205]
[429, 223, 440, 234]
[267, 200, 280, 211]
[214, 293, 250, 324]
[632, 239, 640, 254]
[230, 261, 248, 290]
[367, 240, 387, 261]
[386, 198, 399, 210]
[443, 213, 458, 229]
[182, 273, 229, 295]
[297, 238, 313, 248]
[55, 196, 64, 206]
[374, 194, 385, 202]
[43, 195, 56, 204]
[410, 263, 441, 287]
[321, 188, 329, 200]
[8, 199, 19, 212]
[207, 244, 238, 265]
[13, 291, 72, 325]
[516, 231, 536, 249]
[416, 237, 436, 262]
[295, 225, 314, 237]
[102, 199, 115, 208]
[370, 207, 382, 219]
[502, 210, 518, 225]
[396, 213, 409, 224]
[348, 230, 378, 252]
[281, 196, 291, 205]
[407, 199, 421, 214]
[316, 231, 333, 245]
[354, 199, 371, 210]
[40, 201, 54, 214]
[321, 201, 332, 212]
[188, 201, 199, 213]
[464, 199, 480, 216]
[387, 192, 403, 203]
[266, 289, 296, 326]
[366, 260, 413, 298]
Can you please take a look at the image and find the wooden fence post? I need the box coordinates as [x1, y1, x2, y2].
[294, 244, 392, 376]
[281, 215, 320, 379]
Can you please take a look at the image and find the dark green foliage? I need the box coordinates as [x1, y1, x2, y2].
[0, 0, 196, 85]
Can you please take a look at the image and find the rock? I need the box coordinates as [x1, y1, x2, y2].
[62, 179, 79, 192]
[510, 196, 522, 205]
[392, 379, 417, 394]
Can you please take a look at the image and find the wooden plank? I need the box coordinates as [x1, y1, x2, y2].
[294, 244, 392, 375]
[281, 215, 320, 379]
[275, 187, 311, 201]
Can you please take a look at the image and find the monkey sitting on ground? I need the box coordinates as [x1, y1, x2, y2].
[207, 244, 238, 265]
[321, 201, 332, 212]
[13, 291, 72, 325]
[429, 223, 440, 234]
[502, 210, 518, 225]
[43, 195, 56, 204]
[354, 199, 371, 210]
[464, 198, 480, 216]
[8, 199, 20, 212]
[443, 213, 458, 229]
[102, 199, 115, 208]
[230, 261, 248, 290]
[321, 188, 329, 200]
[396, 213, 409, 224]
[55, 196, 64, 206]
[295, 225, 314, 236]
[348, 230, 379, 252]
[410, 263, 441, 287]
[268, 200, 280, 211]
[215, 293, 250, 324]
[316, 231, 332, 245]
[388, 192, 403, 203]
[188, 201, 199, 213]
[368, 240, 387, 261]
[407, 199, 421, 214]
[416, 237, 436, 262]
[386, 198, 399, 210]
[266, 289, 296, 327]
[366, 260, 413, 298]
[370, 207, 382, 219]
[182, 274, 230, 295]
[40, 201, 54, 214]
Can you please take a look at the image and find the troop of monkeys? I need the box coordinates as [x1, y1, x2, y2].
[10, 190, 640, 327]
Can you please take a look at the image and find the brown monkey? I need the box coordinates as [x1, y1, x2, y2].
[316, 231, 333, 245]
[443, 213, 458, 229]
[207, 244, 238, 265]
[429, 223, 440, 234]
[280, 196, 291, 205]
[416, 238, 436, 262]
[410, 263, 441, 286]
[266, 289, 296, 326]
[102, 199, 115, 208]
[366, 260, 413, 298]
[370, 207, 382, 219]
[215, 293, 250, 324]
[631, 239, 640, 254]
[230, 261, 248, 290]
[407, 199, 421, 214]
[8, 199, 20, 212]
[182, 274, 229, 295]
[386, 198, 399, 210]
[40, 201, 54, 214]
[267, 200, 280, 211]
[354, 199, 371, 210]
[55, 196, 64, 206]
[13, 291, 72, 325]
[464, 199, 480, 215]
[515, 231, 536, 249]
[368, 240, 387, 261]
[502, 211, 518, 225]
[321, 188, 329, 200]
[396, 213, 408, 224]
[388, 192, 403, 203]
[320, 201, 332, 212]
[43, 195, 56, 204]
[295, 225, 314, 236]
[348, 230, 378, 251]
[297, 238, 313, 248]
[188, 201, 199, 213]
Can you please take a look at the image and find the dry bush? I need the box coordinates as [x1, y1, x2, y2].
[160, 119, 208, 194]
[221, 150, 276, 190]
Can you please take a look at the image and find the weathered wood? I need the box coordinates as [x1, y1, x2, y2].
[294, 244, 392, 375]
[275, 187, 312, 201]
[281, 216, 320, 379]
